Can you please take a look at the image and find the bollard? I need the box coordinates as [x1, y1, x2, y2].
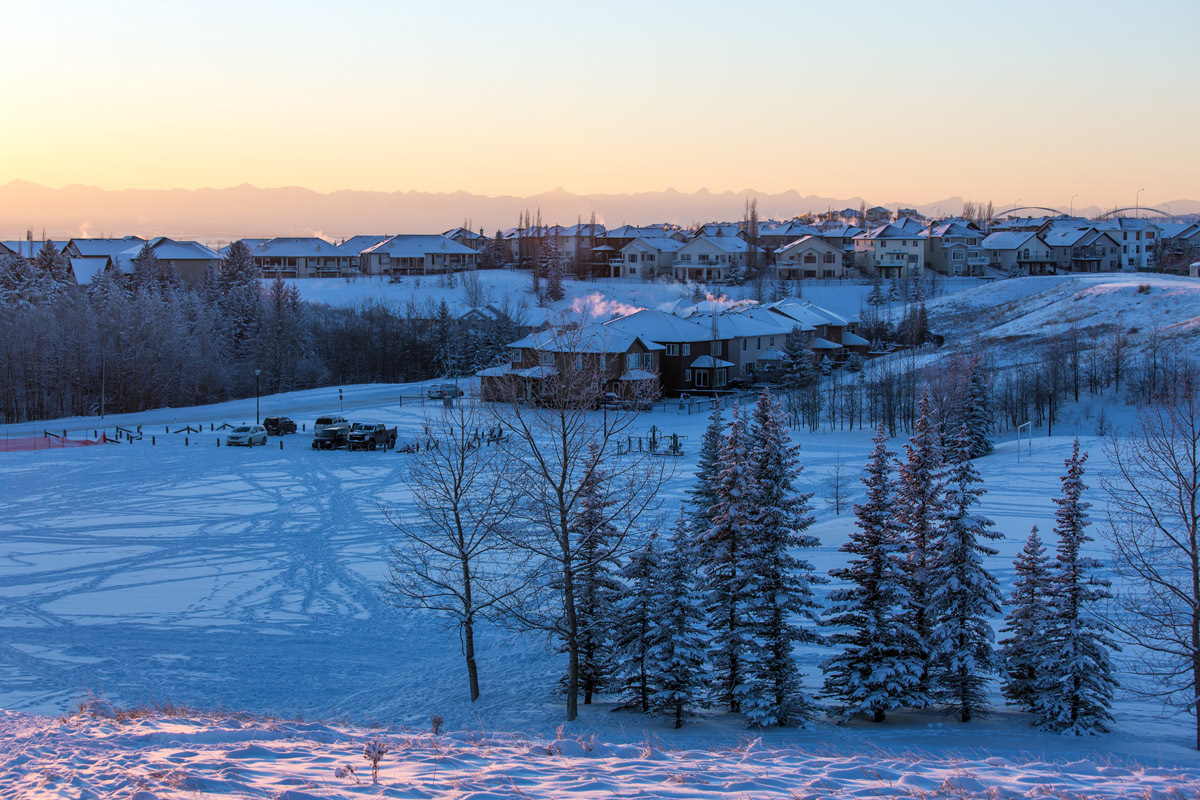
[217, 438, 220, 447]
[302, 423, 306, 432]
[209, 423, 213, 431]
[166, 426, 169, 434]
[185, 437, 189, 447]
[279, 440, 283, 450]
[152, 436, 155, 445]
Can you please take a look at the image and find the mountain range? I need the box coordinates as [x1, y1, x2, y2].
[2, 180, 1195, 245]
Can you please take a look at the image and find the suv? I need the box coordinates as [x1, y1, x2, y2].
[427, 383, 464, 399]
[312, 424, 351, 450]
[314, 415, 348, 435]
[263, 416, 297, 436]
[226, 425, 268, 447]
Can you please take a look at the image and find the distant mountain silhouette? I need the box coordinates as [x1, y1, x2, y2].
[1, 180, 1194, 244]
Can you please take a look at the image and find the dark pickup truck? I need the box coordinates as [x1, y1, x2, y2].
[312, 424, 351, 450]
[263, 416, 298, 436]
[347, 423, 398, 451]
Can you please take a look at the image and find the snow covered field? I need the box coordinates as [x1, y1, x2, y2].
[3, 376, 1200, 796]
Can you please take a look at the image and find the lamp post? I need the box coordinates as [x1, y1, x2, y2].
[255, 369, 261, 425]
[1070, 194, 1078, 216]
[1136, 188, 1145, 217]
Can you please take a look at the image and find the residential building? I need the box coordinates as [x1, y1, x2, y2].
[114, 237, 219, 282]
[1096, 218, 1161, 270]
[616, 236, 684, 280]
[605, 309, 733, 395]
[359, 235, 479, 276]
[442, 227, 488, 251]
[241, 237, 353, 278]
[774, 236, 845, 279]
[923, 220, 987, 276]
[981, 231, 1056, 275]
[62, 236, 146, 284]
[853, 218, 928, 278]
[1041, 226, 1122, 272]
[339, 235, 392, 271]
[672, 235, 762, 282]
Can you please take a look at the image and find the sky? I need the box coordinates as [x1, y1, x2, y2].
[1, 0, 1197, 208]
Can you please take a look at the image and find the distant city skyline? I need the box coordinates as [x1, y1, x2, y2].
[2, 0, 1196, 207]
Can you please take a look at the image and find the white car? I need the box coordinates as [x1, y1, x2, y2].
[226, 425, 267, 447]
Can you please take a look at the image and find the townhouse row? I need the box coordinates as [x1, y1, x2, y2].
[478, 298, 869, 402]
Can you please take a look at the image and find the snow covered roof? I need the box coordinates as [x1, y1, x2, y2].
[688, 310, 791, 339]
[842, 331, 870, 347]
[810, 337, 840, 349]
[602, 224, 681, 239]
[926, 220, 980, 239]
[621, 236, 685, 255]
[606, 309, 718, 343]
[861, 218, 926, 240]
[253, 237, 348, 258]
[219, 238, 270, 256]
[767, 299, 855, 328]
[817, 224, 865, 237]
[69, 257, 107, 285]
[1041, 226, 1096, 247]
[340, 235, 393, 254]
[442, 227, 486, 241]
[2, 240, 64, 258]
[510, 324, 663, 354]
[363, 235, 477, 257]
[619, 369, 657, 381]
[756, 349, 787, 361]
[775, 235, 839, 254]
[117, 237, 218, 262]
[690, 356, 734, 369]
[681, 235, 759, 254]
[981, 231, 1041, 250]
[69, 236, 146, 257]
[739, 306, 816, 333]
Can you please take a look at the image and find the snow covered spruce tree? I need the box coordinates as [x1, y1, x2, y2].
[646, 511, 709, 728]
[487, 322, 669, 721]
[822, 424, 926, 722]
[687, 406, 725, 538]
[1033, 440, 1119, 734]
[999, 525, 1053, 712]
[961, 355, 993, 459]
[697, 404, 756, 713]
[740, 390, 824, 726]
[541, 233, 565, 303]
[927, 425, 1003, 722]
[611, 532, 660, 713]
[894, 387, 944, 702]
[572, 444, 626, 705]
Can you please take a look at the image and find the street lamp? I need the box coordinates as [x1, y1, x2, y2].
[1070, 194, 1078, 216]
[255, 369, 261, 425]
[1136, 188, 1145, 217]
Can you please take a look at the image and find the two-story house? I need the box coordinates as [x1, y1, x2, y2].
[617, 236, 685, 281]
[853, 218, 928, 278]
[360, 235, 479, 276]
[1041, 226, 1122, 272]
[672, 235, 762, 283]
[923, 220, 987, 276]
[248, 237, 354, 278]
[1096, 218, 1161, 271]
[114, 237, 220, 283]
[981, 231, 1056, 275]
[774, 236, 845, 279]
[605, 309, 733, 395]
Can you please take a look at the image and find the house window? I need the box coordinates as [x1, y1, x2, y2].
[682, 343, 690, 356]
[713, 341, 722, 355]
[695, 371, 710, 388]
[575, 354, 583, 370]
[666, 344, 679, 356]
[952, 251, 963, 259]
[684, 369, 692, 383]
[742, 339, 747, 351]
[823, 253, 835, 263]
[512, 349, 523, 363]
[540, 352, 554, 367]
[629, 267, 637, 275]
[769, 337, 775, 346]
[757, 337, 762, 349]
[715, 368, 727, 387]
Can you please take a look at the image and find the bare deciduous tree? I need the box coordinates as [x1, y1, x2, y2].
[1102, 373, 1200, 748]
[381, 402, 516, 702]
[486, 324, 671, 721]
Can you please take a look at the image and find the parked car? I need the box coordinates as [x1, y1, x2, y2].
[347, 423, 399, 451]
[427, 383, 464, 399]
[226, 425, 268, 447]
[312, 424, 351, 450]
[314, 415, 348, 435]
[263, 416, 297, 436]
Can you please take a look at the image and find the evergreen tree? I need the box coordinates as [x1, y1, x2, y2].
[961, 355, 993, 458]
[1032, 440, 1119, 734]
[217, 240, 263, 365]
[688, 406, 725, 538]
[999, 525, 1053, 712]
[894, 388, 944, 702]
[572, 449, 624, 704]
[646, 513, 709, 728]
[927, 426, 1003, 722]
[542, 234, 564, 302]
[32, 240, 71, 293]
[822, 424, 926, 722]
[698, 405, 756, 712]
[611, 532, 660, 713]
[741, 391, 824, 726]
[867, 272, 885, 306]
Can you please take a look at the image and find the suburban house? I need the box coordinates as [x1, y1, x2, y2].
[763, 300, 868, 361]
[692, 222, 748, 241]
[686, 308, 793, 383]
[1158, 221, 1200, 271]
[1041, 226, 1122, 272]
[616, 236, 685, 280]
[2, 239, 65, 260]
[756, 221, 820, 253]
[555, 222, 607, 272]
[605, 309, 733, 395]
[114, 237, 220, 282]
[247, 237, 354, 278]
[981, 231, 1057, 275]
[62, 236, 147, 284]
[359, 235, 479, 276]
[478, 325, 661, 404]
[1096, 218, 1160, 270]
[672, 234, 762, 282]
[774, 235, 845, 279]
[338, 235, 392, 271]
[442, 227, 488, 250]
[923, 220, 987, 276]
[853, 218, 928, 278]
